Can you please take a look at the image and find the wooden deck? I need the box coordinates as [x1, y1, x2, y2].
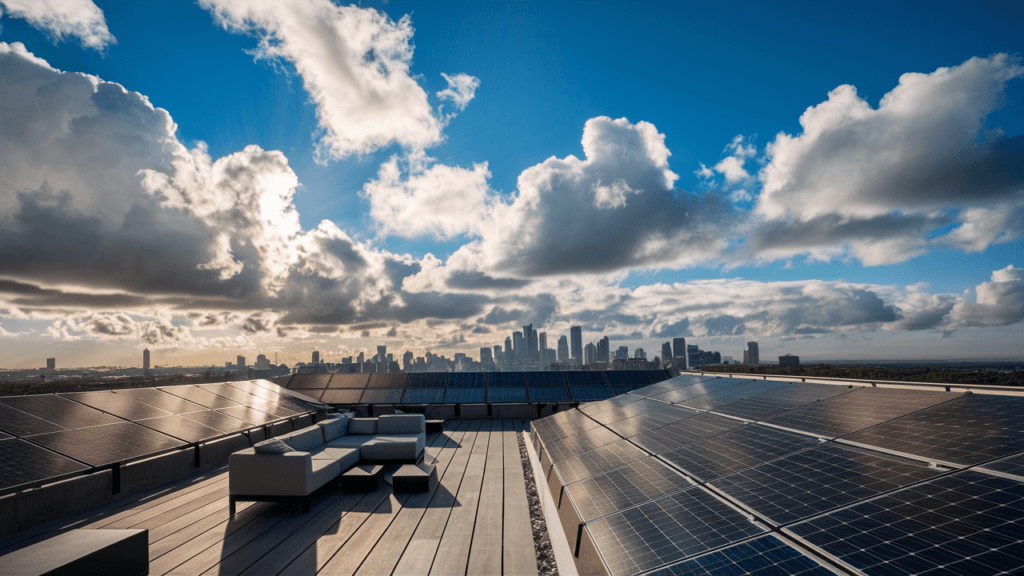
[0, 419, 540, 576]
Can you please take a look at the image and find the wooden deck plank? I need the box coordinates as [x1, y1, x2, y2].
[351, 420, 475, 576]
[504, 419, 539, 576]
[86, 475, 228, 529]
[392, 420, 485, 576]
[149, 500, 258, 564]
[467, 419, 505, 576]
[109, 479, 229, 532]
[429, 419, 493, 576]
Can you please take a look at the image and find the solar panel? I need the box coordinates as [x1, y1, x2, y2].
[586, 485, 766, 575]
[0, 395, 126, 432]
[182, 410, 252, 433]
[564, 457, 691, 522]
[400, 388, 446, 404]
[787, 470, 1024, 576]
[28, 422, 184, 467]
[570, 386, 613, 402]
[328, 374, 370, 388]
[653, 378, 749, 405]
[0, 402, 65, 437]
[764, 387, 961, 440]
[444, 387, 486, 403]
[644, 370, 672, 384]
[979, 452, 1024, 480]
[159, 385, 241, 409]
[648, 534, 840, 576]
[488, 387, 528, 403]
[579, 394, 648, 416]
[590, 398, 679, 426]
[287, 373, 333, 389]
[217, 406, 278, 426]
[198, 383, 255, 405]
[320, 388, 363, 404]
[405, 373, 448, 388]
[111, 388, 208, 414]
[841, 394, 1024, 467]
[678, 379, 789, 411]
[135, 414, 224, 443]
[0, 438, 89, 490]
[62, 391, 171, 421]
[254, 402, 301, 419]
[712, 383, 857, 422]
[606, 405, 698, 438]
[552, 439, 649, 485]
[630, 374, 718, 398]
[360, 388, 404, 404]
[528, 386, 571, 402]
[564, 371, 608, 389]
[535, 413, 604, 445]
[367, 373, 408, 388]
[526, 372, 566, 387]
[633, 413, 745, 455]
[711, 442, 943, 526]
[448, 373, 486, 387]
[661, 424, 820, 483]
[285, 388, 324, 402]
[545, 426, 624, 464]
[605, 371, 651, 390]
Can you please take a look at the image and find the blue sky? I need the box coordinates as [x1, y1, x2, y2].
[0, 0, 1021, 368]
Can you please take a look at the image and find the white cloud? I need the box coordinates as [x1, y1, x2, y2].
[201, 0, 452, 159]
[437, 72, 480, 112]
[935, 200, 1024, 253]
[0, 0, 114, 50]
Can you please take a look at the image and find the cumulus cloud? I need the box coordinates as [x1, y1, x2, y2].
[45, 311, 254, 349]
[202, 0, 467, 159]
[0, 0, 114, 50]
[437, 72, 480, 112]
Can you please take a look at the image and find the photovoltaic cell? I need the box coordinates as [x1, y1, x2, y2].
[564, 371, 608, 389]
[678, 379, 788, 411]
[0, 439, 88, 490]
[579, 394, 649, 416]
[136, 414, 224, 443]
[765, 387, 960, 440]
[527, 386, 571, 402]
[788, 470, 1024, 576]
[648, 535, 839, 576]
[62, 391, 170, 421]
[319, 388, 363, 404]
[28, 422, 184, 467]
[488, 388, 528, 403]
[111, 388, 208, 414]
[367, 373, 408, 388]
[198, 383, 255, 405]
[400, 388, 446, 404]
[445, 387, 486, 403]
[228, 380, 279, 401]
[590, 398, 677, 426]
[661, 424, 820, 483]
[328, 374, 370, 389]
[406, 373, 448, 388]
[606, 405, 698, 438]
[552, 439, 648, 485]
[526, 372, 566, 387]
[570, 386, 613, 402]
[535, 413, 604, 444]
[841, 394, 1024, 467]
[217, 406, 278, 426]
[564, 456, 691, 522]
[630, 374, 718, 398]
[287, 373, 333, 389]
[644, 370, 672, 384]
[182, 410, 253, 433]
[289, 388, 325, 402]
[586, 485, 766, 575]
[0, 395, 122, 431]
[605, 371, 651, 390]
[448, 373, 486, 388]
[653, 378, 749, 405]
[545, 426, 624, 464]
[487, 372, 524, 387]
[633, 413, 745, 455]
[711, 442, 943, 526]
[0, 402, 65, 437]
[713, 383, 857, 422]
[159, 385, 240, 409]
[360, 388, 405, 404]
[979, 452, 1024, 480]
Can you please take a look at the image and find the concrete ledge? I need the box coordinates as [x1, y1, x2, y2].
[456, 404, 489, 419]
[0, 471, 113, 539]
[492, 403, 535, 418]
[293, 414, 314, 429]
[424, 405, 455, 420]
[369, 405, 397, 416]
[120, 449, 194, 494]
[199, 434, 249, 469]
[0, 528, 147, 576]
[265, 422, 289, 439]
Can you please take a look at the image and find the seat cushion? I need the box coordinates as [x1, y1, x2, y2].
[310, 445, 360, 471]
[360, 434, 424, 461]
[327, 435, 372, 449]
[253, 438, 292, 454]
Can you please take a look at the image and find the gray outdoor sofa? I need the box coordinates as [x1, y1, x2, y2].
[228, 413, 426, 514]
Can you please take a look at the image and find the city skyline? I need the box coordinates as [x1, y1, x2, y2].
[0, 1, 1022, 370]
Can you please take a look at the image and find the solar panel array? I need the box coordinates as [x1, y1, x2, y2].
[282, 370, 670, 405]
[533, 373, 1024, 575]
[0, 380, 321, 493]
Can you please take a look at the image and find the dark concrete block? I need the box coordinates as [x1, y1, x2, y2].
[341, 464, 384, 493]
[393, 463, 434, 492]
[0, 528, 148, 576]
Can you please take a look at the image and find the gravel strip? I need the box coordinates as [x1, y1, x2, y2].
[518, 430, 560, 576]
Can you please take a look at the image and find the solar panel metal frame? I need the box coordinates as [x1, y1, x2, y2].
[569, 385, 614, 402]
[181, 410, 253, 433]
[198, 383, 257, 406]
[135, 414, 225, 443]
[646, 534, 840, 576]
[528, 386, 572, 402]
[359, 388, 405, 404]
[216, 405, 279, 426]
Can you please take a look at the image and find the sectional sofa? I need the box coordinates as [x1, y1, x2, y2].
[228, 413, 426, 514]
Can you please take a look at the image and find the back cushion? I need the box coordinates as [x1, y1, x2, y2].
[283, 426, 323, 452]
[318, 415, 350, 441]
[377, 414, 426, 434]
[348, 418, 377, 435]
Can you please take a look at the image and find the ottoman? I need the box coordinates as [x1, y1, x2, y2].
[342, 464, 384, 493]
[393, 463, 434, 492]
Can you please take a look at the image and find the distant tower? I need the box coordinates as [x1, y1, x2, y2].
[357, 351, 365, 364]
[480, 347, 493, 363]
[312, 350, 320, 364]
[747, 342, 759, 365]
[598, 336, 610, 363]
[236, 355, 245, 369]
[584, 342, 597, 365]
[143, 349, 150, 370]
[377, 345, 387, 363]
[557, 336, 569, 362]
[662, 342, 673, 366]
[570, 326, 582, 364]
[672, 337, 687, 369]
[46, 358, 55, 370]
[539, 332, 547, 354]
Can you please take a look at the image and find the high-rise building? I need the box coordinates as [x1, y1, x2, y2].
[615, 345, 629, 359]
[539, 332, 547, 355]
[557, 336, 569, 362]
[584, 342, 597, 365]
[673, 337, 687, 369]
[237, 355, 245, 369]
[570, 326, 582, 364]
[142, 349, 150, 370]
[255, 354, 270, 370]
[403, 350, 414, 370]
[480, 347, 493, 363]
[494, 345, 503, 365]
[513, 331, 524, 363]
[357, 351, 364, 364]
[523, 324, 538, 363]
[504, 337, 512, 362]
[634, 348, 646, 360]
[662, 342, 673, 365]
[377, 345, 387, 364]
[46, 358, 55, 370]
[598, 336, 610, 363]
[747, 342, 759, 365]
[779, 354, 799, 366]
[312, 350, 320, 364]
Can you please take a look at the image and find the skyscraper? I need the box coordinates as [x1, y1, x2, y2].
[662, 342, 673, 365]
[570, 326, 582, 364]
[143, 349, 150, 371]
[504, 337, 512, 362]
[513, 331, 524, 363]
[558, 336, 569, 362]
[312, 350, 320, 364]
[237, 355, 245, 369]
[539, 332, 547, 355]
[480, 347, 493, 363]
[523, 324, 538, 362]
[598, 336, 610, 363]
[584, 342, 597, 365]
[747, 342, 759, 365]
[672, 337, 687, 366]
[377, 345, 386, 363]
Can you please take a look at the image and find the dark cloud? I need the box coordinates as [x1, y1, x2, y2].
[703, 315, 746, 336]
[652, 318, 691, 338]
[446, 271, 531, 291]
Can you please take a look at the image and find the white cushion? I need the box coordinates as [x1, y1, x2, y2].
[318, 415, 350, 441]
[253, 438, 292, 454]
[377, 414, 425, 434]
[283, 427, 323, 452]
[348, 418, 377, 435]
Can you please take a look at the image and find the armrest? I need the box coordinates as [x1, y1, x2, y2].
[229, 451, 312, 496]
